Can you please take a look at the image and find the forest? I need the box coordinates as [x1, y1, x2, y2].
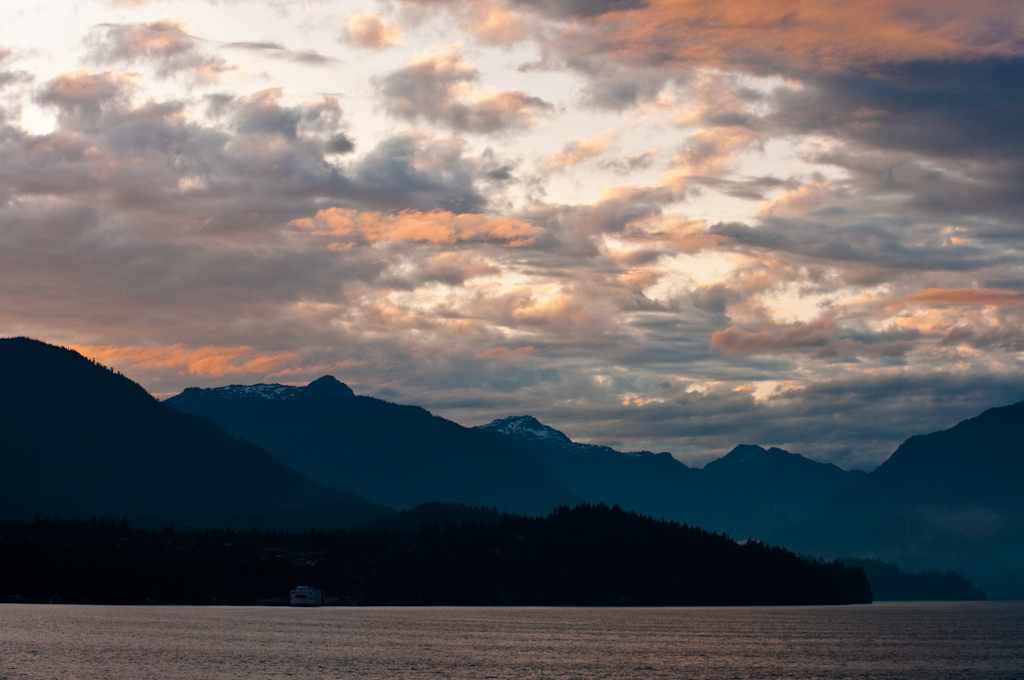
[0, 504, 870, 606]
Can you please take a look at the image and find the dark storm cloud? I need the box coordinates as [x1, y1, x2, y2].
[759, 57, 1024, 224]
[772, 58, 1024, 160]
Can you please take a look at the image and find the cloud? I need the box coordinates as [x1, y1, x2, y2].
[344, 13, 404, 49]
[5, 0, 1024, 474]
[886, 288, 1024, 310]
[222, 41, 340, 65]
[709, 218, 1007, 273]
[347, 132, 496, 213]
[771, 58, 1024, 160]
[86, 18, 230, 80]
[511, 0, 645, 20]
[465, 4, 530, 44]
[476, 345, 536, 358]
[667, 126, 762, 178]
[73, 344, 300, 377]
[8, 69, 503, 240]
[709, 317, 917, 361]
[544, 132, 616, 169]
[711, 319, 837, 356]
[395, 0, 531, 45]
[291, 208, 542, 246]
[377, 44, 552, 134]
[600, 149, 660, 174]
[35, 69, 135, 123]
[548, 0, 1024, 76]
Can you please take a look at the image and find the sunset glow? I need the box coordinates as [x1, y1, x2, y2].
[2, 0, 1023, 468]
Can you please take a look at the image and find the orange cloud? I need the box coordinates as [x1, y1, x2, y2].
[73, 344, 299, 377]
[291, 208, 543, 245]
[710, 318, 836, 355]
[466, 3, 529, 44]
[885, 288, 1024, 310]
[476, 345, 536, 358]
[345, 13, 404, 49]
[544, 132, 616, 169]
[623, 215, 725, 254]
[665, 126, 762, 179]
[578, 0, 1023, 72]
[758, 180, 832, 217]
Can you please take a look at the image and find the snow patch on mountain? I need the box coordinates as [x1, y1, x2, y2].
[166, 375, 355, 406]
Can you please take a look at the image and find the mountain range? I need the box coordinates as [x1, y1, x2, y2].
[2, 337, 1019, 599]
[169, 381, 867, 538]
[477, 415, 866, 539]
[165, 373, 1021, 598]
[166, 378, 578, 515]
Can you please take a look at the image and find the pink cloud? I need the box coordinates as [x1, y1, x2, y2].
[476, 345, 537, 358]
[291, 208, 543, 245]
[73, 344, 299, 377]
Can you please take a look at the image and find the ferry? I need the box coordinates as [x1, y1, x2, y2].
[289, 585, 323, 606]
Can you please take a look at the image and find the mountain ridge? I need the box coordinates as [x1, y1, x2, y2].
[773, 400, 1024, 599]
[476, 414, 865, 540]
[0, 337, 390, 529]
[167, 386, 579, 515]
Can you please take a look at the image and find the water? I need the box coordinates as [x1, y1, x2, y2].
[1, 602, 1021, 679]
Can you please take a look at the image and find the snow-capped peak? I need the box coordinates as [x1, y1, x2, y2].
[477, 415, 574, 445]
[166, 375, 354, 406]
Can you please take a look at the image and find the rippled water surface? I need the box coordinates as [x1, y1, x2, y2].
[2, 602, 1022, 679]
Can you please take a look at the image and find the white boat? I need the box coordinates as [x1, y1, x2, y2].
[289, 585, 322, 606]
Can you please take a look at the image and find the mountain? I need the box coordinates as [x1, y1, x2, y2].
[701, 444, 867, 538]
[477, 416, 864, 539]
[166, 383, 579, 515]
[169, 374, 355, 408]
[839, 558, 987, 601]
[477, 415, 703, 521]
[773, 402, 1024, 599]
[0, 337, 391, 528]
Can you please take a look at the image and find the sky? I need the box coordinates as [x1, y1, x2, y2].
[1, 0, 1023, 469]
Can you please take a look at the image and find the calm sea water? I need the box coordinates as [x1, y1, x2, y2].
[1, 602, 1022, 679]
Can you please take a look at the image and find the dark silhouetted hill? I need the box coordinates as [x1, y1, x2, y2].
[0, 505, 871, 606]
[0, 337, 391, 529]
[166, 384, 578, 515]
[774, 402, 1024, 599]
[839, 558, 986, 601]
[359, 502, 507, 534]
[702, 444, 866, 538]
[477, 416, 864, 539]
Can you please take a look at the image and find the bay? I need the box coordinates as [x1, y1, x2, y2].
[1, 602, 1022, 679]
